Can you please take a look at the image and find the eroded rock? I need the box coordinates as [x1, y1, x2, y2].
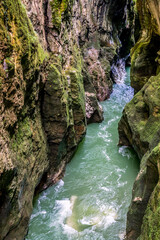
[130, 0, 160, 93]
[119, 69, 160, 240]
[0, 0, 134, 239]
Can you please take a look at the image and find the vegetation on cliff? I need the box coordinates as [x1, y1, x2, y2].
[0, 0, 49, 239]
[0, 0, 135, 239]
[119, 0, 160, 239]
[50, 0, 73, 30]
[130, 0, 160, 93]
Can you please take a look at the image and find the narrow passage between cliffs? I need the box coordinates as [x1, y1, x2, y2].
[26, 67, 139, 240]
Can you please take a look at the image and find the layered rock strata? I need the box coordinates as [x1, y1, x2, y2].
[119, 0, 160, 239]
[0, 0, 133, 239]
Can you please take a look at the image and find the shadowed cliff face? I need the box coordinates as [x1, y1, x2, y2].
[119, 1, 160, 239]
[23, 0, 134, 189]
[0, 0, 133, 239]
[130, 0, 160, 93]
[0, 1, 49, 239]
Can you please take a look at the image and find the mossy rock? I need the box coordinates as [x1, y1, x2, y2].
[50, 0, 74, 30]
[130, 0, 160, 93]
[0, 0, 48, 80]
[138, 144, 160, 240]
[119, 72, 160, 239]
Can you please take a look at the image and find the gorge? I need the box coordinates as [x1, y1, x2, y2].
[26, 68, 139, 240]
[0, 0, 160, 240]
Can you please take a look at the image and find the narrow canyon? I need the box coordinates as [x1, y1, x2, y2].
[0, 0, 160, 239]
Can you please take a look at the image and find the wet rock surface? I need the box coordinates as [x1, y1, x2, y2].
[119, 1, 160, 239]
[0, 1, 48, 239]
[130, 0, 160, 93]
[119, 74, 160, 240]
[0, 0, 133, 239]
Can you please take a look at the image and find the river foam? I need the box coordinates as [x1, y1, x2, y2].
[26, 68, 139, 240]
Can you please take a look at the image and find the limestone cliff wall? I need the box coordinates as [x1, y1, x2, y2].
[0, 1, 49, 239]
[0, 0, 133, 239]
[119, 0, 160, 239]
[130, 0, 160, 93]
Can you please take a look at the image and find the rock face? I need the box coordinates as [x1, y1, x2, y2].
[119, 1, 160, 239]
[130, 0, 160, 93]
[0, 1, 48, 239]
[0, 0, 133, 239]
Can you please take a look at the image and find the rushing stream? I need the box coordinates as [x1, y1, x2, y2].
[26, 67, 139, 240]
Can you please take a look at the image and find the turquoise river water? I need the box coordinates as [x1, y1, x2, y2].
[26, 67, 139, 240]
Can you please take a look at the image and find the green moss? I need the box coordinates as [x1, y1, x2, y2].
[12, 117, 32, 152]
[65, 67, 85, 115]
[45, 57, 72, 127]
[0, 0, 48, 79]
[50, 0, 73, 30]
[131, 39, 151, 66]
[139, 179, 160, 240]
[130, 0, 160, 92]
[132, 0, 137, 13]
[48, 64, 62, 90]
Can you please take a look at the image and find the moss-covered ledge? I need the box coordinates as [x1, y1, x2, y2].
[130, 0, 160, 93]
[119, 72, 160, 240]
